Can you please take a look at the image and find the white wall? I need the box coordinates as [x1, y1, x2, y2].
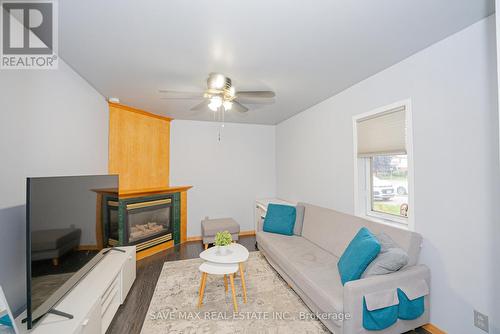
[494, 7, 500, 334]
[0, 60, 108, 315]
[276, 16, 500, 334]
[170, 120, 276, 237]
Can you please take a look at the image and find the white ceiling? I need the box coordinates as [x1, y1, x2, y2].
[59, 0, 494, 125]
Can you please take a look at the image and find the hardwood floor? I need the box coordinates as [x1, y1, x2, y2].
[107, 236, 429, 334]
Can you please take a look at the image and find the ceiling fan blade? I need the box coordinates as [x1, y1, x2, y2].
[231, 101, 249, 113]
[190, 100, 210, 112]
[235, 97, 275, 105]
[235, 91, 275, 99]
[158, 90, 204, 99]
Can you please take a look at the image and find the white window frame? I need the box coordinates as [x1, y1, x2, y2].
[353, 99, 415, 230]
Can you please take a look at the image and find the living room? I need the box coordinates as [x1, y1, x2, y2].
[0, 1, 499, 334]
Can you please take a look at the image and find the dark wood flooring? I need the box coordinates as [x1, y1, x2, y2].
[107, 236, 429, 334]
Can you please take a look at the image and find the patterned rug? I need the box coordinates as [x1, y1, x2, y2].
[141, 251, 329, 333]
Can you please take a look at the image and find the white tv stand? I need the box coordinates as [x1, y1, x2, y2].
[16, 246, 136, 334]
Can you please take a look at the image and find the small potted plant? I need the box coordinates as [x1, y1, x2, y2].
[214, 230, 233, 255]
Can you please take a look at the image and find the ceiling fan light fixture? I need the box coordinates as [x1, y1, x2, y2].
[208, 95, 223, 111]
[223, 100, 233, 110]
[162, 72, 275, 117]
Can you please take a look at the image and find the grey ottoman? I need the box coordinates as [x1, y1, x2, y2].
[201, 218, 240, 249]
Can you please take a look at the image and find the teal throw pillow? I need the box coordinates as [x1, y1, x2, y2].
[338, 227, 381, 285]
[263, 204, 296, 236]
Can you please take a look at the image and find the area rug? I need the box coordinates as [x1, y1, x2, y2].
[141, 251, 329, 333]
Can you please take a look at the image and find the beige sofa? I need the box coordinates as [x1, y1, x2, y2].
[256, 202, 430, 334]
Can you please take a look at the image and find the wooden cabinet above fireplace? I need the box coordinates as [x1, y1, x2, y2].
[108, 102, 172, 193]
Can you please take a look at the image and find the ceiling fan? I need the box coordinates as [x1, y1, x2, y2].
[159, 73, 275, 114]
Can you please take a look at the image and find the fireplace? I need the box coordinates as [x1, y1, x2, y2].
[104, 192, 181, 251]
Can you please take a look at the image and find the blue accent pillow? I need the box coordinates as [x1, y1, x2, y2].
[263, 204, 296, 236]
[337, 227, 381, 285]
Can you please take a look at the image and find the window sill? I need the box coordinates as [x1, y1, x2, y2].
[358, 212, 410, 231]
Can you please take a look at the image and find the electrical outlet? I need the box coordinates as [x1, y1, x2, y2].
[474, 310, 489, 333]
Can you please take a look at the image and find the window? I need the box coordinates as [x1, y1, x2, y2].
[354, 101, 413, 227]
[369, 155, 408, 218]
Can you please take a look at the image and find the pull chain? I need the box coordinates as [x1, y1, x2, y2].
[217, 105, 225, 142]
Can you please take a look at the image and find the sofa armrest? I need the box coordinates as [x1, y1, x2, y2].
[343, 265, 430, 332]
[257, 216, 264, 232]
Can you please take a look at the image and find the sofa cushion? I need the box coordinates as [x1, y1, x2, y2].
[256, 231, 344, 313]
[263, 204, 296, 236]
[337, 227, 381, 285]
[299, 202, 423, 267]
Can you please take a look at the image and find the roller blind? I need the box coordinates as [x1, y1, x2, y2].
[357, 106, 406, 157]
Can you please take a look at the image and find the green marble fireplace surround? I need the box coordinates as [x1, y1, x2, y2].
[103, 192, 181, 250]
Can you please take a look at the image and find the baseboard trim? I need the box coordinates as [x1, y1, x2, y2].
[186, 236, 202, 242]
[77, 245, 100, 251]
[423, 323, 446, 334]
[239, 230, 256, 237]
[185, 230, 256, 243]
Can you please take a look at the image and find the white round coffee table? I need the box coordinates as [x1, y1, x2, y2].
[198, 262, 239, 311]
[198, 243, 250, 310]
[200, 243, 250, 264]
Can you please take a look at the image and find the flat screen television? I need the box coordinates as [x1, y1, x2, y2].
[25, 175, 118, 329]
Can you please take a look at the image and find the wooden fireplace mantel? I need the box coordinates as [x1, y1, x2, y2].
[118, 185, 192, 198]
[92, 185, 192, 197]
